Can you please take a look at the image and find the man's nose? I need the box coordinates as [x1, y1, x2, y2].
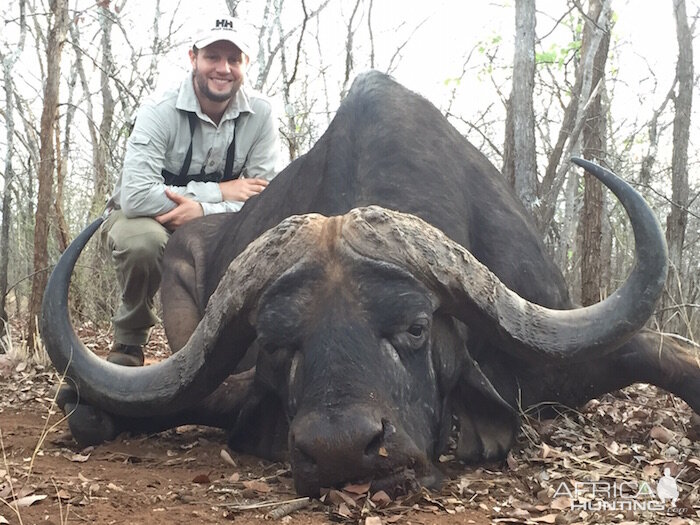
[216, 59, 233, 73]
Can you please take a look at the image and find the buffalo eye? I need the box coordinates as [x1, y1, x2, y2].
[407, 322, 425, 338]
[391, 316, 430, 352]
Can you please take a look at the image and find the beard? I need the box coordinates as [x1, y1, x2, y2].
[193, 67, 242, 103]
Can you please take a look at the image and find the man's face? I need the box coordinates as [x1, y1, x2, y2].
[190, 40, 249, 104]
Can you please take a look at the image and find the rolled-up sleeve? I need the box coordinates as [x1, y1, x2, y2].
[201, 200, 244, 214]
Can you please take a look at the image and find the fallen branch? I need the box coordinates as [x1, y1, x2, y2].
[215, 496, 311, 512]
[266, 497, 311, 519]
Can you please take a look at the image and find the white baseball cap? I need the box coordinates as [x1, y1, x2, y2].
[192, 16, 255, 57]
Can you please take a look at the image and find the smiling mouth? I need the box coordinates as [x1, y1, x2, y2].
[211, 78, 233, 87]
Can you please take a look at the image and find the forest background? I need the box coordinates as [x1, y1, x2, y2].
[0, 0, 698, 360]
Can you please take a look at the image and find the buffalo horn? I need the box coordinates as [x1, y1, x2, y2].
[337, 159, 667, 361]
[40, 213, 325, 416]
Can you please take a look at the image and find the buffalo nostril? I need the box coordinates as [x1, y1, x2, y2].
[290, 412, 398, 491]
[364, 429, 383, 458]
[294, 445, 317, 466]
[364, 418, 389, 458]
[291, 432, 318, 467]
[290, 410, 386, 477]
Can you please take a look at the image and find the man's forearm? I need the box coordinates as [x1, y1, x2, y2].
[120, 179, 225, 218]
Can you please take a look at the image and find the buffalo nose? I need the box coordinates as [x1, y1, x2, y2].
[290, 409, 385, 484]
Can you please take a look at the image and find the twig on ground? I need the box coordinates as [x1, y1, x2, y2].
[0, 429, 24, 525]
[266, 496, 311, 519]
[50, 476, 70, 525]
[215, 496, 311, 512]
[28, 361, 76, 480]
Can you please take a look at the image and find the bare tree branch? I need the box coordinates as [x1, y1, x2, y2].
[254, 0, 331, 90]
[367, 0, 375, 68]
[287, 0, 308, 86]
[341, 0, 362, 96]
[385, 15, 431, 75]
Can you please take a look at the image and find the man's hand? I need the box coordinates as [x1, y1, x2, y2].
[155, 190, 204, 230]
[219, 178, 269, 201]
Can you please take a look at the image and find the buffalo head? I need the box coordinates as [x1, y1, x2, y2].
[250, 224, 452, 494]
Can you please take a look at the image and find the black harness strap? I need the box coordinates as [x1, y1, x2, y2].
[179, 112, 198, 178]
[223, 122, 237, 180]
[162, 113, 243, 187]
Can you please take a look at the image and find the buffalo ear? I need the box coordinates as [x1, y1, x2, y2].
[431, 315, 519, 461]
[454, 355, 520, 462]
[431, 316, 469, 397]
[430, 315, 519, 460]
[433, 312, 520, 462]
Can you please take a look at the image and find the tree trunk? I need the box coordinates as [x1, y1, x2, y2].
[89, 5, 117, 218]
[557, 158, 582, 302]
[0, 0, 27, 342]
[664, 0, 693, 335]
[503, 95, 515, 188]
[0, 161, 13, 344]
[579, 0, 611, 306]
[536, 0, 611, 234]
[1, 68, 17, 342]
[539, 69, 582, 214]
[53, 117, 70, 252]
[504, 0, 538, 212]
[27, 0, 69, 355]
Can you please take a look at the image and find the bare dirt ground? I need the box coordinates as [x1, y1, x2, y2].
[0, 323, 699, 525]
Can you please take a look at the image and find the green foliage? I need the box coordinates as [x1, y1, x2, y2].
[536, 48, 558, 65]
[477, 34, 503, 55]
[536, 40, 581, 68]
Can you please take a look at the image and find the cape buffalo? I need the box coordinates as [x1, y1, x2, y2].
[42, 71, 699, 496]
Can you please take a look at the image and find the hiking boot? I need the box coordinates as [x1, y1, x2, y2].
[106, 343, 144, 367]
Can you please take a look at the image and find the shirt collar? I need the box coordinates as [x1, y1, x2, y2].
[176, 71, 255, 123]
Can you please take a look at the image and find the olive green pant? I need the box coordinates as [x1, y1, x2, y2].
[100, 210, 170, 346]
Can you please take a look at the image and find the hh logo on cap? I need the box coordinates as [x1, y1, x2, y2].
[215, 19, 234, 29]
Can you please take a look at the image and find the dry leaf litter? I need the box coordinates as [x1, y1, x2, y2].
[0, 322, 697, 524]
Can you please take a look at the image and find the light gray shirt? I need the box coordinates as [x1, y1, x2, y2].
[109, 72, 280, 217]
